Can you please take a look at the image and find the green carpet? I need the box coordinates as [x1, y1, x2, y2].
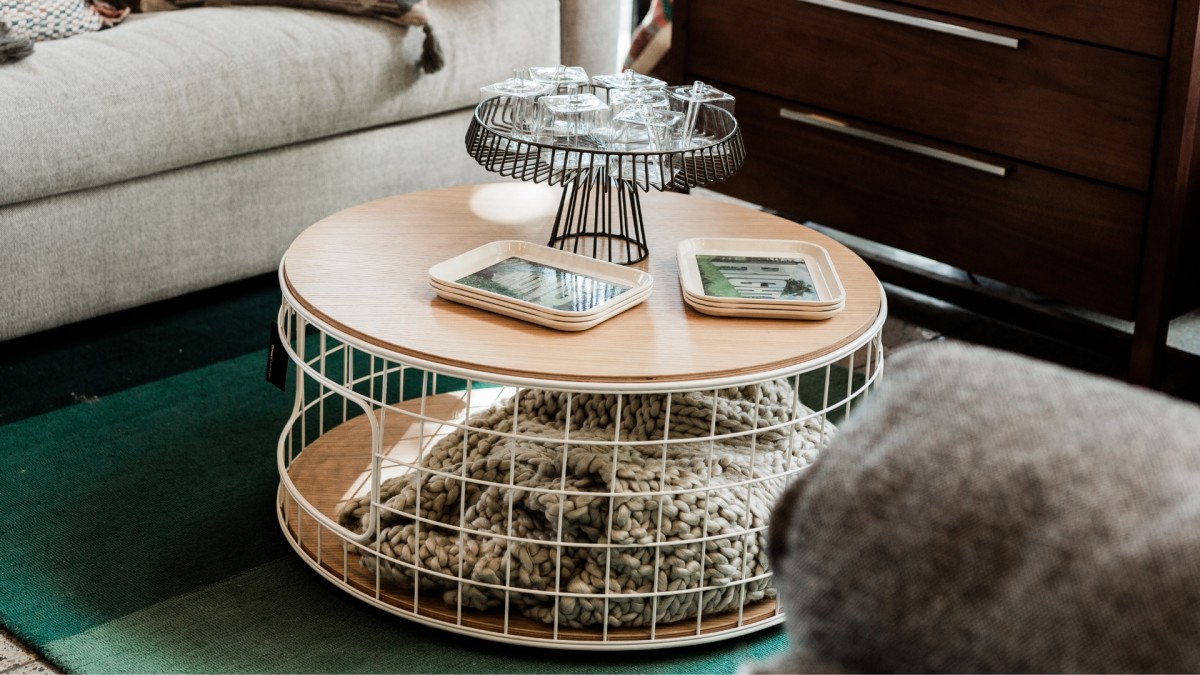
[0, 277, 802, 673]
[0, 350, 790, 673]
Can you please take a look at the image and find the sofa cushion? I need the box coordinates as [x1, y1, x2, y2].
[0, 0, 559, 206]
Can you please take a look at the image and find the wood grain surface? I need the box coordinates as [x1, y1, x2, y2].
[685, 0, 1163, 190]
[717, 85, 1147, 319]
[896, 0, 1173, 56]
[282, 184, 883, 386]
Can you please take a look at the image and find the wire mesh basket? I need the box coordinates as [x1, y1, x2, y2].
[465, 96, 745, 265]
[467, 95, 744, 192]
[274, 294, 885, 649]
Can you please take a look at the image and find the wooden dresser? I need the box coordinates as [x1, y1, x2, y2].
[669, 0, 1200, 385]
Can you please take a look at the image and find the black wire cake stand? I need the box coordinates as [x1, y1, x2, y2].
[466, 95, 745, 265]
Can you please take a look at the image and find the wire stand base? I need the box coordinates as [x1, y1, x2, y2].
[548, 171, 649, 265]
[467, 96, 746, 267]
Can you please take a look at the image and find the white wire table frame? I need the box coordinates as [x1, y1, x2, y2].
[273, 282, 886, 650]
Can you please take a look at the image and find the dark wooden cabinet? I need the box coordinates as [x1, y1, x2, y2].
[671, 0, 1200, 385]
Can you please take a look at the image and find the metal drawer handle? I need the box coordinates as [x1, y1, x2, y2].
[796, 0, 1021, 49]
[780, 109, 1010, 176]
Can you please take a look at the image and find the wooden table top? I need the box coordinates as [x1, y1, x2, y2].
[282, 183, 883, 386]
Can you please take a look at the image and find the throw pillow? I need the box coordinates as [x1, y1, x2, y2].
[166, 0, 442, 73]
[624, 0, 671, 80]
[1, 0, 129, 63]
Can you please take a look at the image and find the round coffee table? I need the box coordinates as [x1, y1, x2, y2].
[274, 184, 885, 649]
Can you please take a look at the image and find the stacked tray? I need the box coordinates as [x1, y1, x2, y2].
[429, 241, 653, 331]
[677, 238, 845, 320]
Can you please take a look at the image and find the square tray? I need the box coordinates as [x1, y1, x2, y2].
[681, 292, 840, 321]
[429, 278, 651, 322]
[676, 238, 844, 306]
[430, 241, 653, 318]
[681, 285, 844, 313]
[432, 283, 647, 332]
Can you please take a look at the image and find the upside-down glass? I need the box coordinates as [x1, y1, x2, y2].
[538, 84, 610, 147]
[667, 80, 735, 147]
[480, 68, 554, 138]
[608, 87, 670, 122]
[592, 68, 667, 102]
[612, 104, 683, 151]
[607, 105, 684, 184]
[529, 65, 590, 95]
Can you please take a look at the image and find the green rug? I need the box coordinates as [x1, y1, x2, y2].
[0, 278, 804, 673]
[0, 350, 792, 673]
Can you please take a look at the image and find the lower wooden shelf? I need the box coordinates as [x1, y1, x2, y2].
[277, 400, 782, 647]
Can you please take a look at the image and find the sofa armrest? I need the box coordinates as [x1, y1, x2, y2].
[559, 0, 619, 78]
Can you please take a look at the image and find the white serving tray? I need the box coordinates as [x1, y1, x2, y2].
[681, 293, 840, 320]
[676, 238, 845, 306]
[430, 241, 653, 318]
[682, 286, 844, 313]
[430, 278, 651, 322]
[432, 283, 647, 331]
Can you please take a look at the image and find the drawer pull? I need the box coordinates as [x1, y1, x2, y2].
[780, 109, 1010, 176]
[795, 0, 1021, 49]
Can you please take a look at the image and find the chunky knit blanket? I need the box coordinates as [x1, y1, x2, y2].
[339, 379, 831, 628]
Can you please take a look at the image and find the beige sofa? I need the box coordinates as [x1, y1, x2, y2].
[0, 1, 618, 341]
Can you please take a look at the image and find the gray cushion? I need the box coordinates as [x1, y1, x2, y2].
[760, 341, 1200, 673]
[0, 0, 559, 205]
[0, 108, 499, 341]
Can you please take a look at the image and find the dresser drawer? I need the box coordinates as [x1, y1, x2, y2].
[898, 0, 1173, 56]
[715, 86, 1146, 319]
[686, 0, 1163, 190]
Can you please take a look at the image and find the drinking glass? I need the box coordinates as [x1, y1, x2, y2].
[592, 68, 666, 102]
[667, 80, 735, 147]
[609, 87, 670, 121]
[612, 104, 683, 151]
[480, 68, 554, 138]
[529, 65, 590, 95]
[538, 84, 610, 147]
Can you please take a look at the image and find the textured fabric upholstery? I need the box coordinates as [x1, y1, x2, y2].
[0, 109, 498, 340]
[0, 0, 559, 205]
[0, 0, 618, 341]
[558, 0, 620, 80]
[758, 341, 1200, 673]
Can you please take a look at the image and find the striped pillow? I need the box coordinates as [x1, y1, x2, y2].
[1, 0, 128, 41]
[0, 0, 129, 64]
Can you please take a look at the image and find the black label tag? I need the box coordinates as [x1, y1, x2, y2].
[266, 321, 288, 391]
